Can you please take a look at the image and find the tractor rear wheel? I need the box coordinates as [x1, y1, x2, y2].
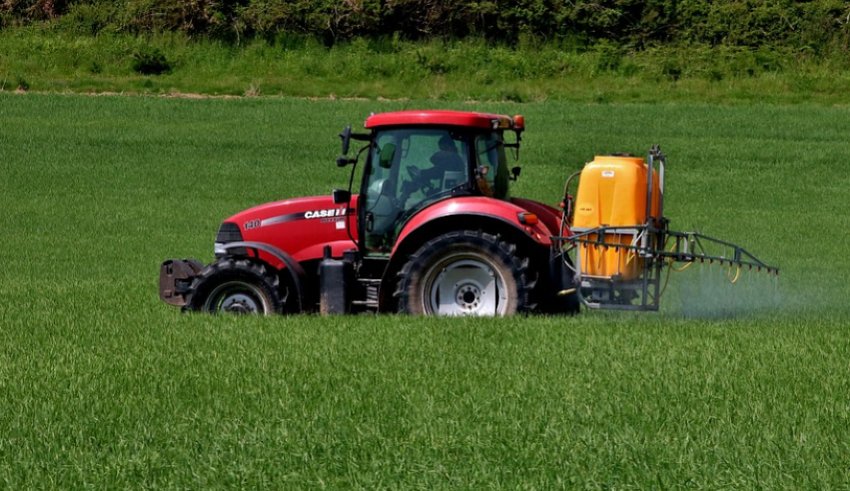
[396, 231, 533, 316]
[186, 258, 283, 315]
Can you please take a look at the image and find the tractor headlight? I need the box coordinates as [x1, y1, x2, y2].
[216, 222, 243, 242]
[214, 222, 243, 257]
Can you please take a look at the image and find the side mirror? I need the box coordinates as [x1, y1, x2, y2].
[332, 189, 351, 204]
[379, 143, 396, 169]
[339, 125, 352, 155]
[337, 156, 355, 167]
[510, 166, 521, 181]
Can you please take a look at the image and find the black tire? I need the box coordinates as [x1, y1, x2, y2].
[186, 258, 283, 315]
[395, 231, 534, 316]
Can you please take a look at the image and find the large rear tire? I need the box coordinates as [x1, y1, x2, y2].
[395, 231, 533, 316]
[186, 258, 283, 315]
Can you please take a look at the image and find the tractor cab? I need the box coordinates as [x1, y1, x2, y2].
[338, 110, 525, 254]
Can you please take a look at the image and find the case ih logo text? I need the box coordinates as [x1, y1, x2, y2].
[304, 208, 346, 219]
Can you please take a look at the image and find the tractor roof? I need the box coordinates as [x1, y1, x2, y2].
[364, 110, 522, 131]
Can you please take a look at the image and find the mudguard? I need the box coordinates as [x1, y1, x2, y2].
[378, 196, 562, 312]
[219, 241, 306, 312]
[392, 196, 555, 255]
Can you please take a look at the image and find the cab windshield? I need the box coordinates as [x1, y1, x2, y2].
[360, 128, 513, 253]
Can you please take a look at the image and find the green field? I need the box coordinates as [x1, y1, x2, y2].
[2, 93, 849, 487]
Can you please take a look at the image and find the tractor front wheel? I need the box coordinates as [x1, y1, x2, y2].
[186, 258, 283, 315]
[396, 231, 533, 316]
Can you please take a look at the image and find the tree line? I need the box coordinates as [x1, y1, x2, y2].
[3, 0, 849, 53]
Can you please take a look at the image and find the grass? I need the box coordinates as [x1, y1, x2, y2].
[2, 93, 850, 487]
[3, 27, 850, 104]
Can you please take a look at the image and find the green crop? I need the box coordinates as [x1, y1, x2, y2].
[1, 94, 848, 487]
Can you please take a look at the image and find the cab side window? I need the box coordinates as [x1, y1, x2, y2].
[475, 132, 509, 200]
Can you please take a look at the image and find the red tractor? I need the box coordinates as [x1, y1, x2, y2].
[160, 110, 777, 315]
[160, 110, 579, 315]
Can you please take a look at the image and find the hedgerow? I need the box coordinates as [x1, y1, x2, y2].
[2, 0, 849, 53]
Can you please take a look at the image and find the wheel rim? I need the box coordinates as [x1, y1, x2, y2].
[204, 281, 270, 314]
[422, 255, 509, 316]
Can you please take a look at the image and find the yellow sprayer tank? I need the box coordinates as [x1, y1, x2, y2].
[573, 155, 661, 280]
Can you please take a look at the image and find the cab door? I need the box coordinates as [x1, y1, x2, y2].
[360, 128, 470, 254]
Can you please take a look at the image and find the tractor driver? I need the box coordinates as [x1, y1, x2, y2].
[400, 135, 466, 205]
[430, 134, 466, 174]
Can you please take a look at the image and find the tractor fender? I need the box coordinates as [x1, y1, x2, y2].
[510, 197, 566, 236]
[220, 241, 306, 312]
[393, 196, 552, 253]
[378, 198, 553, 311]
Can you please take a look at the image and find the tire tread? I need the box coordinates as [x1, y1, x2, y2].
[185, 257, 283, 314]
[394, 230, 535, 315]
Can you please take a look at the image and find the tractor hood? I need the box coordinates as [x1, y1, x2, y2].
[218, 195, 358, 263]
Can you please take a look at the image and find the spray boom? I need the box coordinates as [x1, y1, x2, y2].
[555, 146, 779, 311]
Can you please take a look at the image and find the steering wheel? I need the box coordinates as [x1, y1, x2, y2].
[405, 165, 436, 197]
[406, 166, 421, 180]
